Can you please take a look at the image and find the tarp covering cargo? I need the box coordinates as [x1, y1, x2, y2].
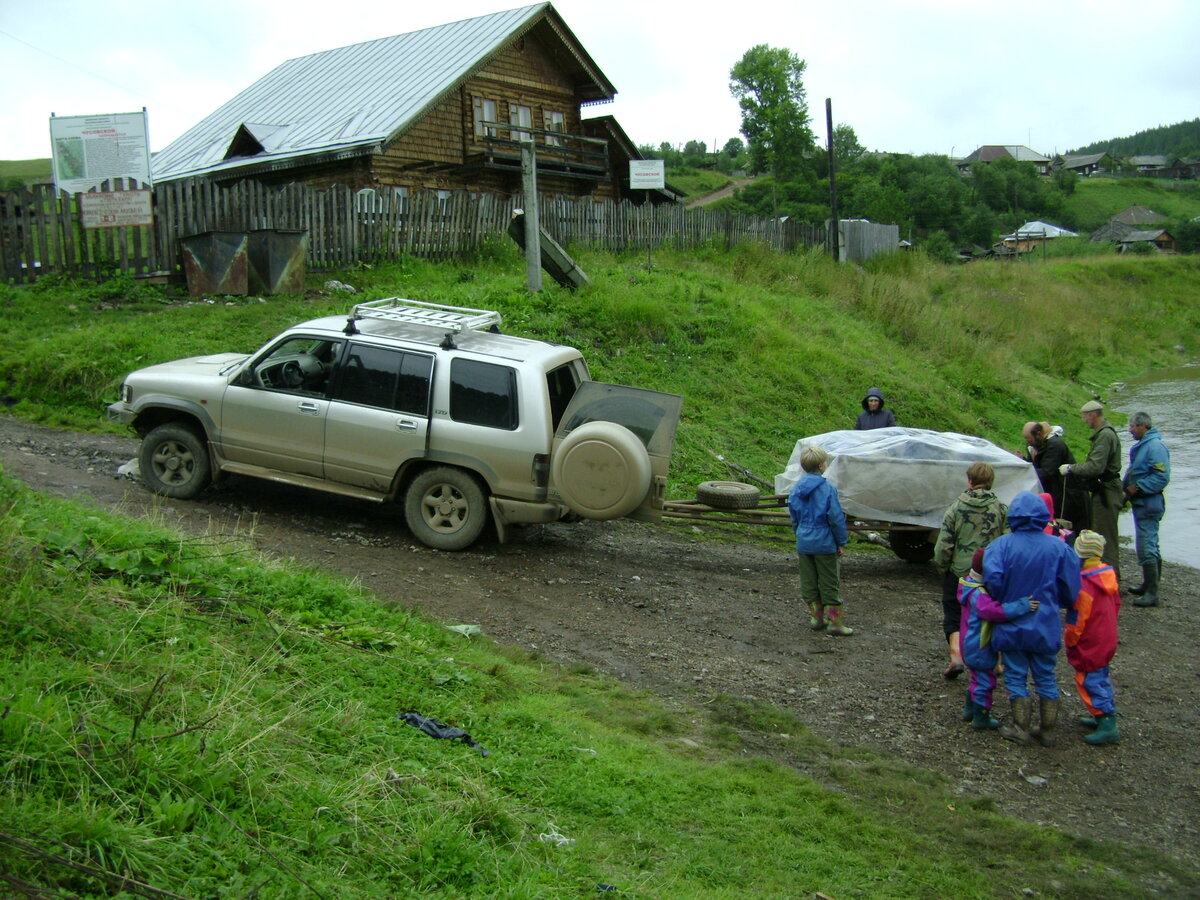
[774, 427, 1040, 529]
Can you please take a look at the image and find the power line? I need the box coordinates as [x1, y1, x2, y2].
[0, 28, 189, 118]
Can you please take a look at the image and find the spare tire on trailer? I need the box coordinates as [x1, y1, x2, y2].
[888, 527, 936, 563]
[696, 481, 761, 510]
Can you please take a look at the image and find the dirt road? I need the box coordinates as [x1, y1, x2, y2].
[2, 416, 1197, 876]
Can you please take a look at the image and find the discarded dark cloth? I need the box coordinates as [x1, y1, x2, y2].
[397, 711, 490, 757]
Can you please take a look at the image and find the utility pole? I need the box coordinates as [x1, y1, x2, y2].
[826, 98, 840, 263]
[520, 141, 542, 292]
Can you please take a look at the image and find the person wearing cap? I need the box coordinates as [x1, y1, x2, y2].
[853, 387, 896, 430]
[1059, 400, 1122, 580]
[1065, 530, 1121, 744]
[983, 491, 1083, 747]
[1122, 411, 1171, 607]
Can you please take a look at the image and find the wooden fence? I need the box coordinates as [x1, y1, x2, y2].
[0, 177, 826, 284]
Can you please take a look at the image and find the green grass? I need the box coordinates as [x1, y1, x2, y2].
[2, 242, 1197, 490]
[0, 157, 52, 187]
[2, 472, 1192, 898]
[666, 167, 734, 199]
[1063, 177, 1200, 232]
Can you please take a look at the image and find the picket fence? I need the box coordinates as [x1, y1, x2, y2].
[0, 178, 826, 285]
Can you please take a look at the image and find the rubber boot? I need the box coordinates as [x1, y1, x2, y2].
[1034, 698, 1059, 747]
[1083, 712, 1120, 745]
[807, 602, 825, 631]
[1078, 714, 1098, 728]
[971, 705, 1001, 730]
[1133, 563, 1159, 607]
[1000, 697, 1033, 745]
[962, 691, 976, 723]
[1127, 571, 1147, 596]
[824, 606, 854, 636]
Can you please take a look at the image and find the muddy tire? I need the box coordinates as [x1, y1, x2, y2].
[139, 423, 211, 499]
[696, 481, 761, 510]
[404, 467, 489, 551]
[888, 528, 936, 563]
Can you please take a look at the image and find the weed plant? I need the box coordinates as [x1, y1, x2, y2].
[1, 472, 1189, 897]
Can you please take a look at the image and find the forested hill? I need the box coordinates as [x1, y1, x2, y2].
[1069, 118, 1200, 157]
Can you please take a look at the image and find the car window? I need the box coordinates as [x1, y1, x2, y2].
[449, 358, 518, 430]
[247, 337, 339, 395]
[333, 343, 432, 414]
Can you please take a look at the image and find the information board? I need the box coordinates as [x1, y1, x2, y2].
[50, 111, 152, 194]
[629, 159, 665, 190]
[79, 190, 154, 229]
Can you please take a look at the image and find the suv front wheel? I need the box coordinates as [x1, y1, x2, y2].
[139, 423, 212, 499]
[404, 467, 488, 551]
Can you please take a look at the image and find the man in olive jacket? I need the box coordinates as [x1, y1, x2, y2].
[1060, 401, 1123, 580]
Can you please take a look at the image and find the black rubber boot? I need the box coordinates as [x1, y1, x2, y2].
[1133, 563, 1159, 607]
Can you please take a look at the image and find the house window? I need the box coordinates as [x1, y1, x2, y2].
[543, 110, 564, 147]
[355, 188, 382, 213]
[473, 97, 497, 137]
[510, 104, 532, 142]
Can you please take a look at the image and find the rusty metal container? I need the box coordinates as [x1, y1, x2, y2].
[247, 229, 307, 295]
[180, 231, 248, 297]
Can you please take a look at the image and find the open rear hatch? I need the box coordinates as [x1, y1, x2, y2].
[550, 382, 683, 522]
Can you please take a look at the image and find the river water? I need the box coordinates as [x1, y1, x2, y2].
[1111, 364, 1199, 568]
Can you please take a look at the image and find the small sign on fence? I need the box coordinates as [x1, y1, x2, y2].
[629, 159, 665, 190]
[79, 190, 154, 229]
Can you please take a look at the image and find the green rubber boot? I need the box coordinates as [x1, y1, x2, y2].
[1083, 713, 1120, 745]
[807, 602, 825, 631]
[1133, 563, 1159, 607]
[1078, 714, 1098, 728]
[962, 691, 976, 723]
[824, 606, 854, 636]
[999, 697, 1033, 745]
[971, 706, 1001, 730]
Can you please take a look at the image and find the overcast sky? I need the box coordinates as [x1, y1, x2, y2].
[2, 0, 1198, 163]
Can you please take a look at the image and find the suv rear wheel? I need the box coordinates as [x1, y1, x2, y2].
[139, 423, 211, 499]
[404, 467, 488, 551]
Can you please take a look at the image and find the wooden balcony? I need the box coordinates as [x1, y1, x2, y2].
[468, 123, 609, 181]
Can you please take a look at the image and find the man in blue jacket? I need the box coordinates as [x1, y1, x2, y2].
[983, 491, 1082, 746]
[1123, 411, 1171, 607]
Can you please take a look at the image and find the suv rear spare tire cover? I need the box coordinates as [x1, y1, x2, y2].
[553, 421, 652, 520]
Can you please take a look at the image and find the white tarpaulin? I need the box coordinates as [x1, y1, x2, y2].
[774, 427, 1040, 529]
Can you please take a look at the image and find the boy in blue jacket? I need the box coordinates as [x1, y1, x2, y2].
[787, 445, 852, 635]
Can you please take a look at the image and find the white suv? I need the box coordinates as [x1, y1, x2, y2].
[107, 299, 682, 550]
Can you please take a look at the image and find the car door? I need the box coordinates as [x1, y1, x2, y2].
[218, 336, 337, 476]
[322, 342, 433, 492]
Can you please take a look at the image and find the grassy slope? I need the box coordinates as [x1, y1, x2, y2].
[2, 473, 1189, 898]
[3, 243, 1197, 490]
[1063, 177, 1200, 232]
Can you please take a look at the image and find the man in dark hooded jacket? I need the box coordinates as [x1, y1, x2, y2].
[854, 387, 896, 430]
[983, 491, 1082, 748]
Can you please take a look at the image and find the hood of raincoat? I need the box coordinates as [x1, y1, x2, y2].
[1007, 490, 1050, 532]
[861, 387, 887, 411]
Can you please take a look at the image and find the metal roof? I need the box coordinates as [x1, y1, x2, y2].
[152, 2, 615, 182]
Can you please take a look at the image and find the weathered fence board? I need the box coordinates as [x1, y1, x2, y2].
[1, 177, 827, 284]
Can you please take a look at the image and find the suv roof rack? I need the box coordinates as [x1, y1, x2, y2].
[347, 298, 502, 334]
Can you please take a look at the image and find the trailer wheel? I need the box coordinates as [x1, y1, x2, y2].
[696, 481, 761, 510]
[888, 528, 936, 563]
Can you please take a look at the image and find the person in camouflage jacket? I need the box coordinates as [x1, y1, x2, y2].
[1061, 400, 1123, 580]
[933, 462, 1009, 679]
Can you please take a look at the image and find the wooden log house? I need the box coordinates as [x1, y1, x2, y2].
[151, 2, 678, 209]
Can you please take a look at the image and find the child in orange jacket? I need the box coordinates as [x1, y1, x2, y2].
[1065, 530, 1121, 745]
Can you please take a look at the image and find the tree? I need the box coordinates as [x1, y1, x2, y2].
[729, 45, 815, 179]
